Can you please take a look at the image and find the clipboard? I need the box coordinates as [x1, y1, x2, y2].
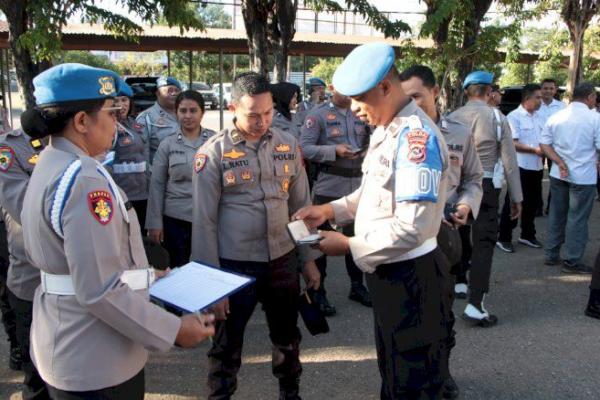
[149, 262, 255, 313]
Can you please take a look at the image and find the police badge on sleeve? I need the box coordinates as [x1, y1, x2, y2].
[87, 190, 114, 225]
[0, 146, 15, 172]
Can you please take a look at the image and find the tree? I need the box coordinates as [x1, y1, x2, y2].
[0, 0, 203, 108]
[559, 0, 599, 94]
[239, 0, 411, 81]
[310, 57, 343, 84]
[53, 51, 119, 72]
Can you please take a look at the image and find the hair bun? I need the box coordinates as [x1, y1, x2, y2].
[20, 108, 50, 139]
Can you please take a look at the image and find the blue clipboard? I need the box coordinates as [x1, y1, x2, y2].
[149, 261, 255, 314]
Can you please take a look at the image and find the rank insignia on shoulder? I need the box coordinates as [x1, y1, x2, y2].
[223, 149, 246, 159]
[28, 154, 39, 165]
[241, 170, 252, 181]
[87, 190, 113, 225]
[327, 113, 336, 121]
[275, 143, 291, 152]
[406, 129, 429, 163]
[282, 178, 290, 193]
[30, 139, 44, 150]
[0, 146, 14, 172]
[194, 153, 208, 172]
[224, 170, 236, 186]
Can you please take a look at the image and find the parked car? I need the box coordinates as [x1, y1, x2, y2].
[124, 76, 159, 114]
[190, 82, 218, 110]
[213, 83, 232, 108]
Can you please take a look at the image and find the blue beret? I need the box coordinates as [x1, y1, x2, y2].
[156, 76, 182, 90]
[463, 71, 494, 89]
[33, 63, 118, 106]
[308, 77, 326, 87]
[332, 42, 395, 96]
[117, 78, 133, 97]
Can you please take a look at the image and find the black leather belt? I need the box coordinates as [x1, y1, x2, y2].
[317, 164, 363, 178]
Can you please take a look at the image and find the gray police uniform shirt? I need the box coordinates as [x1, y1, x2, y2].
[111, 116, 150, 201]
[191, 127, 319, 266]
[0, 129, 41, 301]
[146, 128, 216, 230]
[300, 102, 369, 198]
[135, 102, 179, 164]
[449, 99, 523, 203]
[21, 136, 180, 391]
[293, 100, 316, 128]
[271, 110, 300, 138]
[330, 100, 449, 273]
[438, 115, 483, 219]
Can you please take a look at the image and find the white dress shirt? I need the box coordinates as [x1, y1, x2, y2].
[538, 98, 566, 125]
[540, 102, 600, 185]
[507, 105, 544, 171]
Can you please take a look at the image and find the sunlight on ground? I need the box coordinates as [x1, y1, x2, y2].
[243, 345, 377, 364]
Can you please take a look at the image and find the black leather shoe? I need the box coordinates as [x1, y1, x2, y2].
[312, 290, 336, 317]
[279, 378, 301, 400]
[349, 284, 372, 307]
[585, 289, 600, 319]
[442, 375, 459, 399]
[9, 342, 21, 371]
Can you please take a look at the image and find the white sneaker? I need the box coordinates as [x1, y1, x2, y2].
[454, 283, 468, 299]
[464, 303, 489, 319]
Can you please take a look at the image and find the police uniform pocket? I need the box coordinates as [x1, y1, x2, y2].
[168, 154, 189, 181]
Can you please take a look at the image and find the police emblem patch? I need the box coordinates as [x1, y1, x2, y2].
[224, 170, 236, 186]
[0, 146, 14, 172]
[305, 116, 316, 129]
[406, 129, 429, 163]
[327, 113, 336, 121]
[223, 149, 246, 159]
[282, 178, 290, 193]
[330, 127, 342, 137]
[87, 190, 113, 225]
[98, 76, 116, 96]
[275, 143, 291, 152]
[194, 153, 208, 173]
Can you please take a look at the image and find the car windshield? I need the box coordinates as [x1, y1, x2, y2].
[193, 83, 211, 91]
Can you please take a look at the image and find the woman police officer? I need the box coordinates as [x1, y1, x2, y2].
[19, 63, 214, 399]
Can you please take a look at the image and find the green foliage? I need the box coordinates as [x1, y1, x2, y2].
[309, 58, 343, 85]
[53, 51, 119, 72]
[17, 0, 205, 61]
[499, 62, 531, 86]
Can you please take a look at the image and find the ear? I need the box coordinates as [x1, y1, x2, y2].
[432, 84, 440, 98]
[228, 102, 236, 112]
[380, 79, 392, 97]
[72, 111, 89, 134]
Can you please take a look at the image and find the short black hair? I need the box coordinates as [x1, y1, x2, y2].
[175, 90, 205, 113]
[522, 83, 541, 102]
[572, 82, 597, 101]
[490, 84, 500, 92]
[232, 72, 271, 104]
[541, 78, 557, 86]
[399, 65, 436, 88]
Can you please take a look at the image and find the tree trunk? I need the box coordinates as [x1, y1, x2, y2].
[269, 0, 297, 82]
[0, 0, 41, 109]
[566, 26, 585, 95]
[241, 0, 270, 77]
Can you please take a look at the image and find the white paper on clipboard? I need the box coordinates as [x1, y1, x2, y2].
[149, 262, 254, 313]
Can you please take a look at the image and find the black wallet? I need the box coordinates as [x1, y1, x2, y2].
[298, 291, 329, 336]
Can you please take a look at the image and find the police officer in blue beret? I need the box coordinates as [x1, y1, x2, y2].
[19, 63, 214, 399]
[295, 43, 452, 399]
[136, 76, 182, 164]
[449, 71, 522, 327]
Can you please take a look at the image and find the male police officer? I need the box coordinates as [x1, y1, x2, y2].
[295, 43, 452, 399]
[400, 65, 483, 399]
[136, 76, 182, 163]
[300, 88, 371, 315]
[191, 72, 321, 400]
[294, 77, 327, 128]
[449, 71, 523, 327]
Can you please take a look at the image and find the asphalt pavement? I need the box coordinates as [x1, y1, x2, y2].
[1, 175, 599, 400]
